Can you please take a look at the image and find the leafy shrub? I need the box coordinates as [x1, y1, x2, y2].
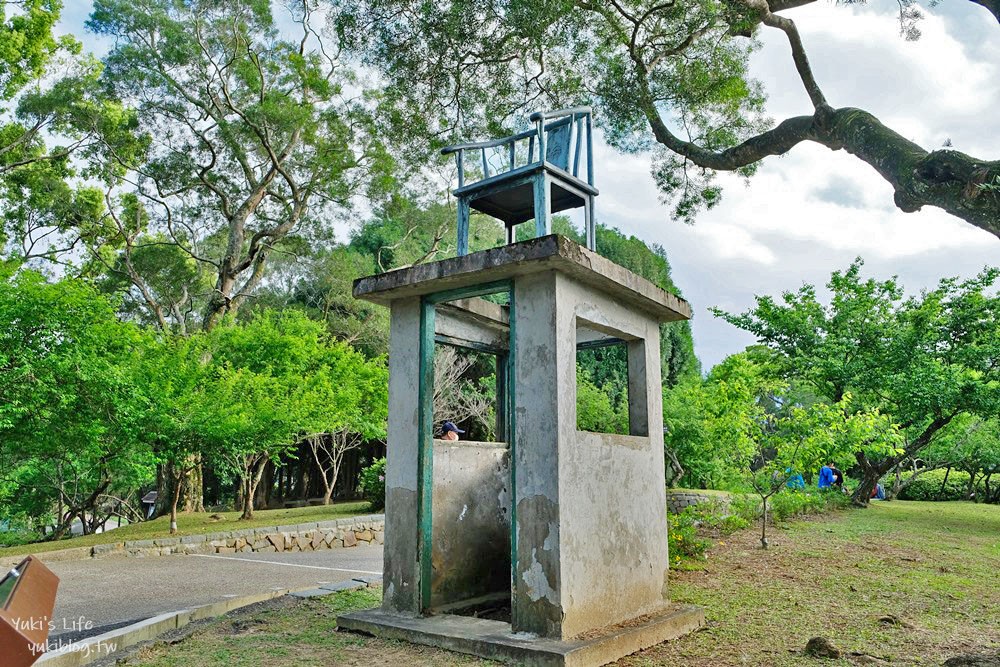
[684, 498, 752, 534]
[769, 488, 850, 523]
[897, 469, 983, 501]
[358, 458, 386, 511]
[668, 507, 711, 563]
[0, 529, 43, 548]
[717, 513, 752, 533]
[727, 494, 762, 526]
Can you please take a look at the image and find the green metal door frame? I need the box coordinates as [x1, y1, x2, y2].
[416, 280, 516, 613]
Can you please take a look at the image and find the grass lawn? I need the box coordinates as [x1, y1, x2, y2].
[0, 501, 371, 559]
[118, 501, 1000, 666]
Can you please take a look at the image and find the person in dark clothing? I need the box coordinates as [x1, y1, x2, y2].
[832, 467, 845, 489]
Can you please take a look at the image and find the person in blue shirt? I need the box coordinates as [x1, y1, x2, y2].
[785, 468, 805, 489]
[818, 462, 836, 489]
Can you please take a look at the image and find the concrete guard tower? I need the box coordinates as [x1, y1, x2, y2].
[339, 235, 705, 666]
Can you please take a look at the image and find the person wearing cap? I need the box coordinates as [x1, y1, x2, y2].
[440, 421, 464, 441]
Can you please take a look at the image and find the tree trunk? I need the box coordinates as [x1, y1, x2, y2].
[637, 33, 1000, 237]
[940, 466, 952, 495]
[258, 463, 273, 509]
[49, 508, 79, 541]
[234, 483, 244, 515]
[170, 466, 183, 534]
[891, 464, 903, 497]
[310, 435, 340, 506]
[852, 415, 954, 506]
[240, 456, 269, 521]
[665, 447, 685, 488]
[183, 458, 205, 513]
[852, 452, 883, 506]
[966, 470, 978, 500]
[241, 477, 254, 520]
[298, 460, 310, 500]
[760, 498, 769, 550]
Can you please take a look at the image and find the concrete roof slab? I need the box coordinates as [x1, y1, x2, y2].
[352, 236, 691, 322]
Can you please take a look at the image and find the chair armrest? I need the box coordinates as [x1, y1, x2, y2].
[441, 128, 538, 155]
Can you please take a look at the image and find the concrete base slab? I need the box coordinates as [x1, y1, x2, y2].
[337, 604, 704, 667]
[290, 588, 333, 599]
[320, 581, 366, 592]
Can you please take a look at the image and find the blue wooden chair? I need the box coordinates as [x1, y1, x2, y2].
[442, 107, 597, 255]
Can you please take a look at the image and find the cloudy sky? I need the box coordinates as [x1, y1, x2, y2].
[595, 0, 1000, 369]
[59, 1, 1000, 370]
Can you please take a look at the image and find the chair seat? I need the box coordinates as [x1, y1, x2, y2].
[453, 163, 598, 226]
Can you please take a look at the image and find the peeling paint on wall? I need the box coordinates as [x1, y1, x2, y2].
[542, 522, 557, 552]
[522, 548, 555, 603]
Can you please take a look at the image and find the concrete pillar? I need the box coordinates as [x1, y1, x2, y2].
[511, 271, 569, 636]
[382, 297, 423, 615]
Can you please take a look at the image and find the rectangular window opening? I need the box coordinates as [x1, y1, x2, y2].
[576, 319, 649, 437]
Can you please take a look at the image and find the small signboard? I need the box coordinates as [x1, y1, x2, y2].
[141, 491, 159, 519]
[0, 556, 60, 667]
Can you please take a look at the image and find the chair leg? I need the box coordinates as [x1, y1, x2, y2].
[585, 195, 595, 251]
[457, 198, 470, 256]
[533, 173, 551, 238]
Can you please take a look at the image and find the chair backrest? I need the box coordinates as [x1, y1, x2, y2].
[545, 116, 574, 171]
[441, 107, 593, 189]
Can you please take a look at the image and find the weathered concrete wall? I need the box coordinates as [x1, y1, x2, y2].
[370, 237, 685, 643]
[508, 271, 670, 639]
[430, 440, 510, 608]
[557, 274, 671, 639]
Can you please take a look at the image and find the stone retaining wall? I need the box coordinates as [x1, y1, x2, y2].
[1, 515, 385, 566]
[665, 492, 721, 515]
[92, 515, 385, 559]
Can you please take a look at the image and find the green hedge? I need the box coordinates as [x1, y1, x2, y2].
[358, 458, 386, 511]
[896, 469, 984, 501]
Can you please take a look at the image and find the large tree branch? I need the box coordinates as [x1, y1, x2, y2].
[637, 48, 1000, 240]
[758, 6, 828, 109]
[969, 0, 1000, 22]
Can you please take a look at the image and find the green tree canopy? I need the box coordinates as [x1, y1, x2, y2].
[198, 310, 388, 518]
[330, 0, 1000, 238]
[1, 2, 142, 264]
[714, 260, 1000, 502]
[0, 268, 154, 538]
[72, 0, 397, 332]
[663, 350, 901, 521]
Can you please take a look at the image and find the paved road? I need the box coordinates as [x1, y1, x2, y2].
[46, 547, 384, 640]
